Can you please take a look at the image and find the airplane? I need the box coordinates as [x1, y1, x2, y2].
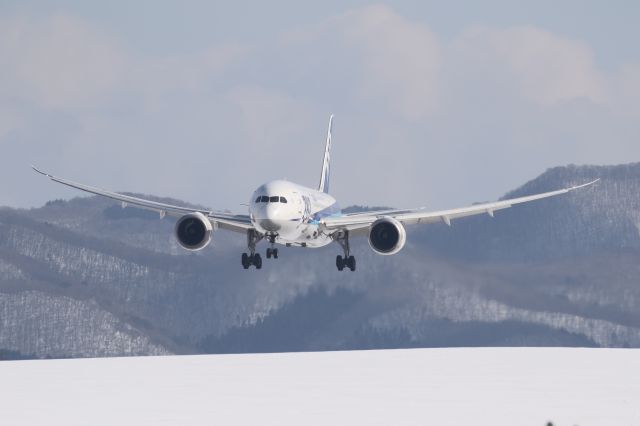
[32, 115, 598, 271]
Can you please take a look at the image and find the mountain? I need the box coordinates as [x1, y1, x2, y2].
[1, 163, 640, 359]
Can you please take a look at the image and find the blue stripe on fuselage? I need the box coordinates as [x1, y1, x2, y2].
[310, 202, 341, 224]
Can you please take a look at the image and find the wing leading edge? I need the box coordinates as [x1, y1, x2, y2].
[320, 179, 600, 233]
[31, 166, 253, 233]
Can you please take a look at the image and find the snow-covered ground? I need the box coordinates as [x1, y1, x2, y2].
[1, 348, 639, 425]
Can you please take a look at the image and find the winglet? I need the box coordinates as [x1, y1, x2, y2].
[31, 165, 52, 178]
[570, 178, 600, 191]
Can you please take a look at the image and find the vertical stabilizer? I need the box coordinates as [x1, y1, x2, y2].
[318, 114, 333, 194]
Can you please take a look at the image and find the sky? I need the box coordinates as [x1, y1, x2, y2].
[1, 1, 639, 211]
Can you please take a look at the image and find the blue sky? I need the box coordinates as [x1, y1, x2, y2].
[2, 1, 639, 210]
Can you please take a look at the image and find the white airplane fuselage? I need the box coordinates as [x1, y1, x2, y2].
[249, 180, 340, 247]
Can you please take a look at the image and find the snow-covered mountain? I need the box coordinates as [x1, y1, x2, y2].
[1, 163, 640, 359]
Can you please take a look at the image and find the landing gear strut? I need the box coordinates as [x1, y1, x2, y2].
[241, 229, 263, 269]
[334, 230, 356, 272]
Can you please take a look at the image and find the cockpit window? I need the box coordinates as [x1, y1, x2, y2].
[257, 195, 287, 203]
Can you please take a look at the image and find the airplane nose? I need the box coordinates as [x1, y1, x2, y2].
[258, 204, 282, 231]
[259, 218, 281, 231]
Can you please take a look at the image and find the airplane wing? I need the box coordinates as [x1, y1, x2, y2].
[320, 179, 599, 233]
[31, 166, 253, 233]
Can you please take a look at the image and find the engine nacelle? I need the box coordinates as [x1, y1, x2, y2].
[368, 217, 407, 255]
[174, 212, 213, 251]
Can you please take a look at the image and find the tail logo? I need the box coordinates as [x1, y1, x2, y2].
[318, 114, 333, 194]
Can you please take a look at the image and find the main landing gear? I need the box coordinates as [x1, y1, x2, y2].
[242, 229, 264, 269]
[242, 252, 261, 269]
[242, 231, 280, 269]
[334, 230, 356, 272]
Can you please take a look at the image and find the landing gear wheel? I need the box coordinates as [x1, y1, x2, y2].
[242, 252, 263, 270]
[266, 247, 279, 259]
[347, 255, 356, 271]
[334, 230, 355, 272]
[243, 229, 264, 270]
[336, 254, 355, 271]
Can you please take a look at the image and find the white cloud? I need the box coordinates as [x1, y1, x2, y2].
[336, 5, 441, 120]
[0, 14, 126, 110]
[287, 7, 611, 120]
[451, 26, 608, 105]
[0, 14, 247, 112]
[614, 64, 640, 116]
[132, 43, 247, 108]
[227, 85, 313, 146]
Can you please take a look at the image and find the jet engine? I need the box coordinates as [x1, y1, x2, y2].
[174, 212, 213, 251]
[368, 217, 406, 255]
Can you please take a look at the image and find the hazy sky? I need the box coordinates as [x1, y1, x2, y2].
[2, 1, 639, 211]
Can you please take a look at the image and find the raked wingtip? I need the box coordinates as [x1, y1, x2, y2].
[572, 178, 600, 190]
[31, 165, 50, 177]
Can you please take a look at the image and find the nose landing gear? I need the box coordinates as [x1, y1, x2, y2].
[334, 230, 356, 272]
[266, 247, 279, 259]
[266, 233, 279, 259]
